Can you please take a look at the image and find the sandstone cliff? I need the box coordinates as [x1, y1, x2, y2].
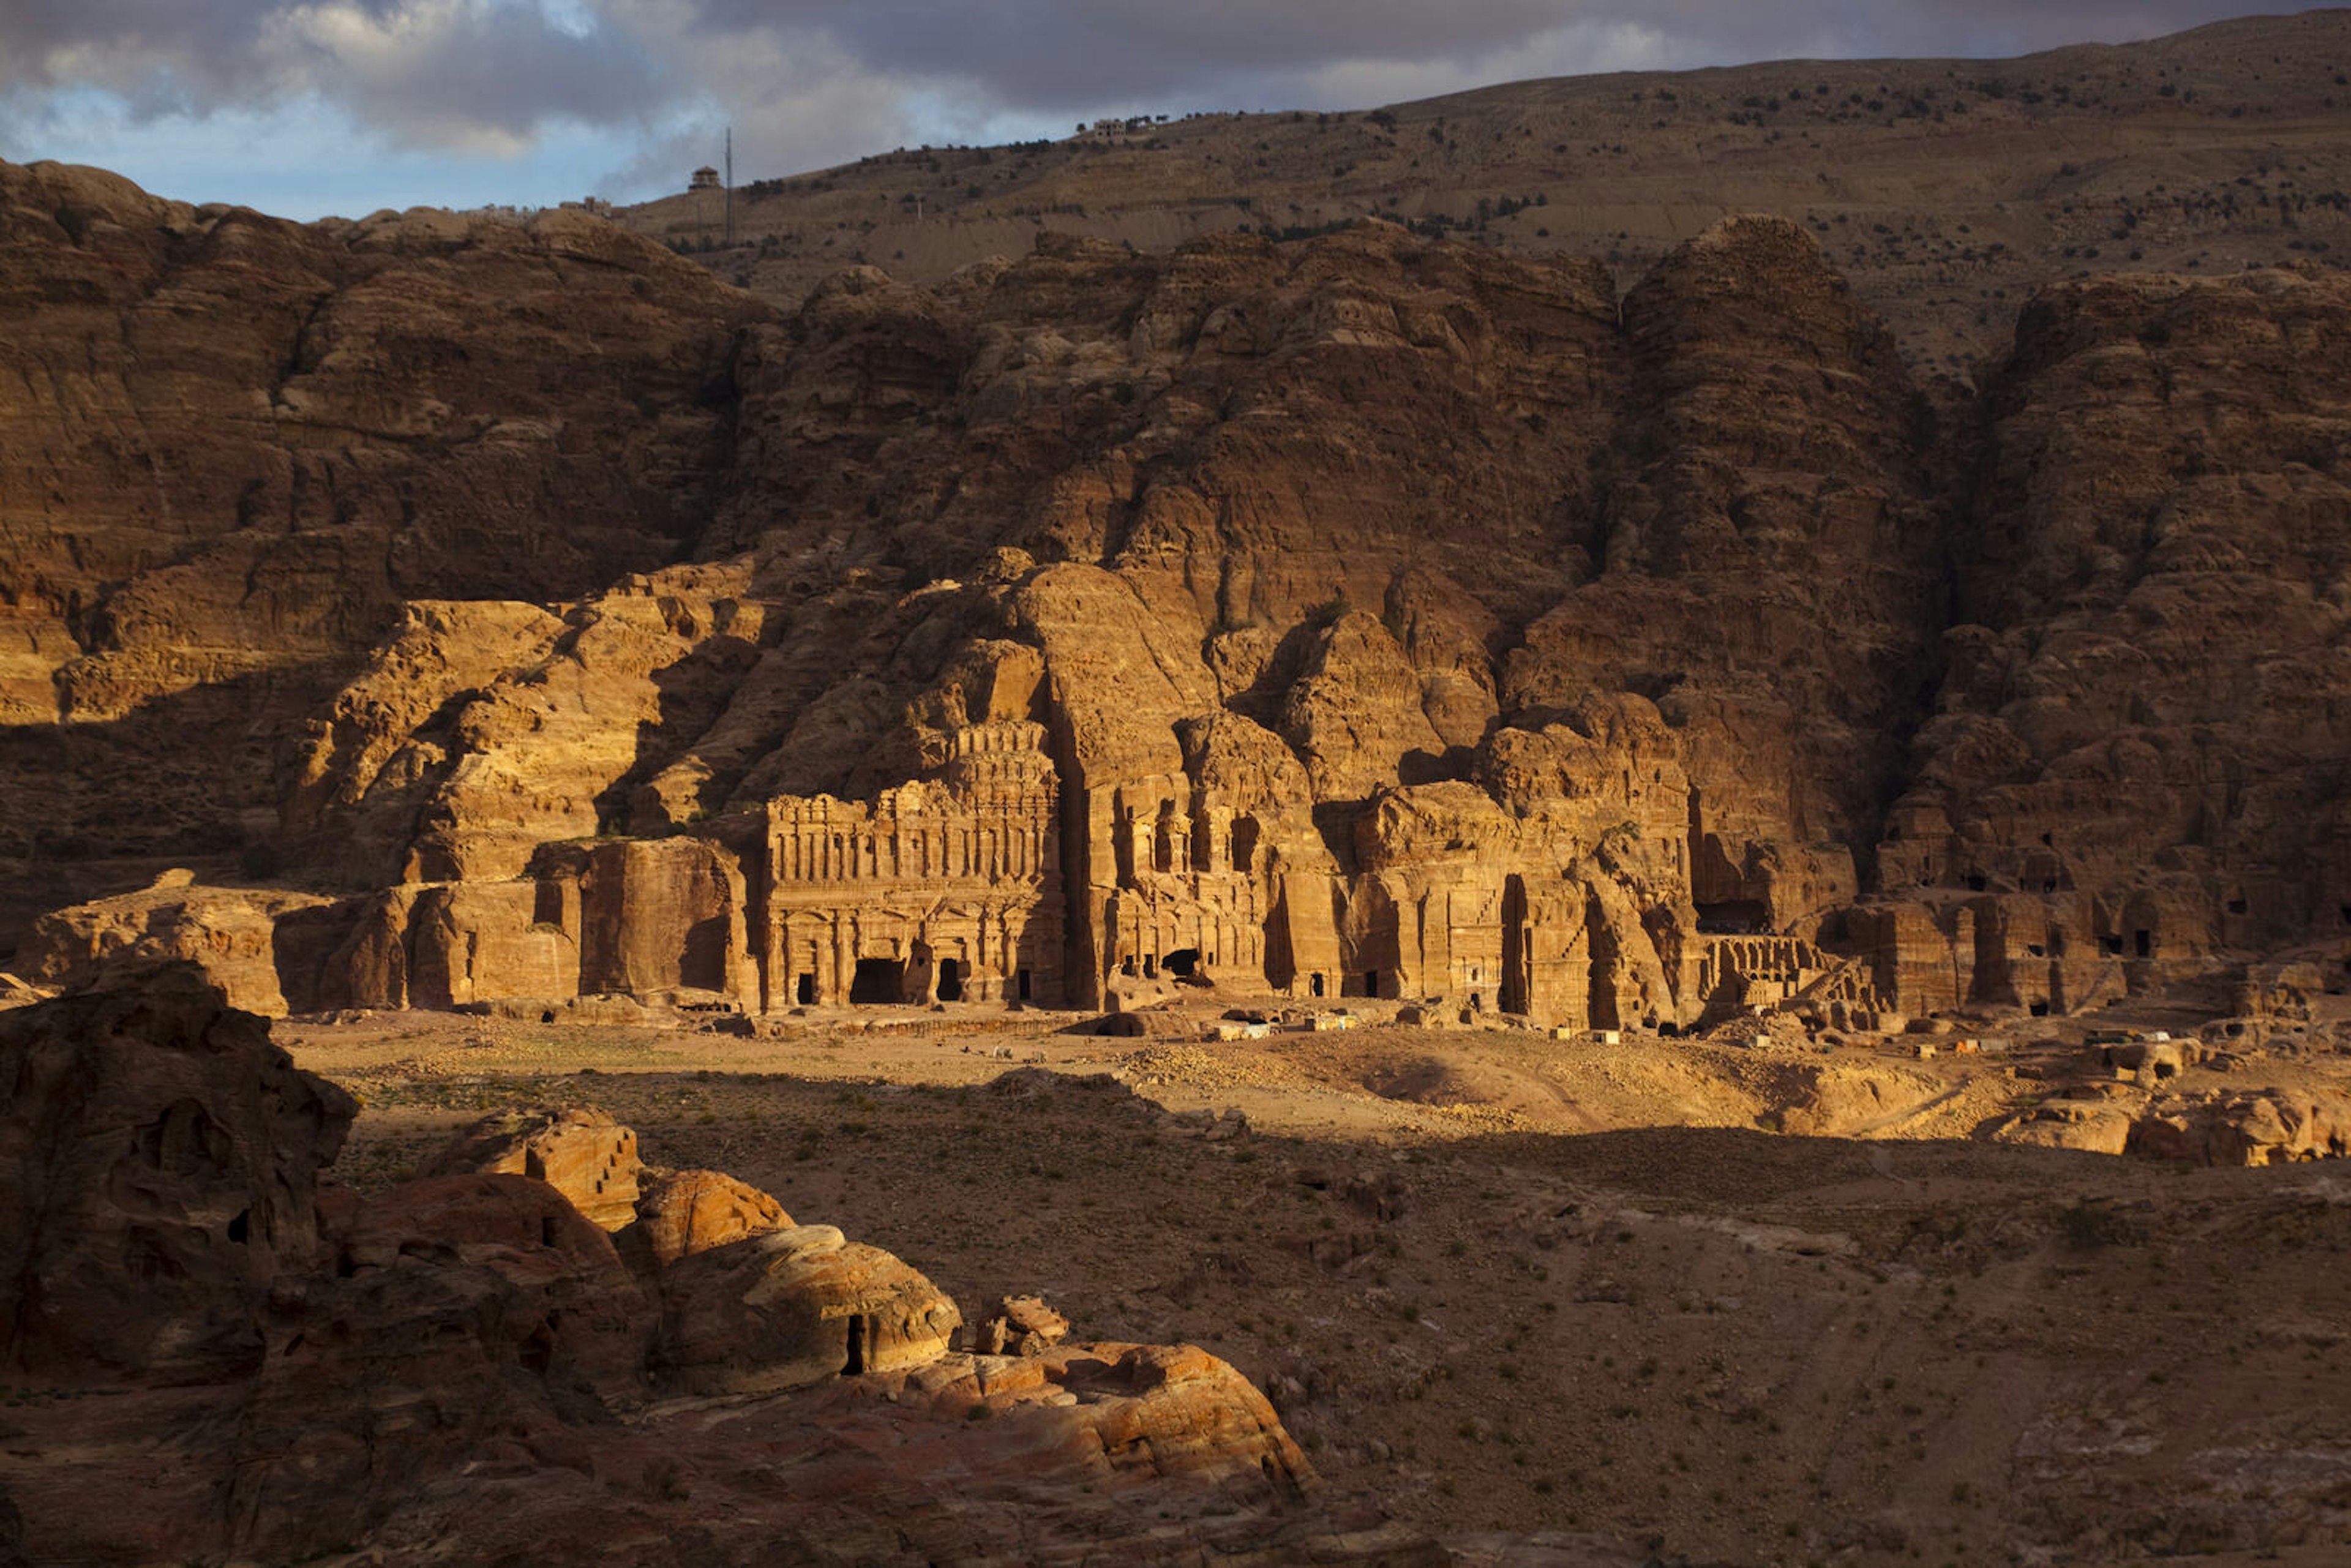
[0, 159, 768, 941]
[6, 155, 2349, 1035]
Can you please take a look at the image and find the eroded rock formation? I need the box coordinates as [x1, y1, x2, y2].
[0, 970, 1341, 1564]
[6, 157, 2351, 1033]
[0, 964, 353, 1379]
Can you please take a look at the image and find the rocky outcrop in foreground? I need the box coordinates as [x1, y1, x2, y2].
[0, 969, 1381, 1565]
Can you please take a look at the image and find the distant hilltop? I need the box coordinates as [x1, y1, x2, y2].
[617, 6, 2351, 370]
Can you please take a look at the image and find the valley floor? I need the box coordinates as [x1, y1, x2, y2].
[271, 997, 2351, 1565]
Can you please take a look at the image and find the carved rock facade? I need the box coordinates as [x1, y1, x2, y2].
[8, 159, 2350, 1028]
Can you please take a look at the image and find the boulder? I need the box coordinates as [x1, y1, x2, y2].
[617, 1166, 793, 1270]
[1993, 1100, 2137, 1156]
[230, 1172, 654, 1559]
[424, 1105, 644, 1228]
[0, 964, 354, 1379]
[2128, 1088, 2351, 1166]
[977, 1293, 1070, 1356]
[654, 1224, 963, 1395]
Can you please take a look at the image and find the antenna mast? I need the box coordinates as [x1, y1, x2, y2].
[724, 126, 735, 247]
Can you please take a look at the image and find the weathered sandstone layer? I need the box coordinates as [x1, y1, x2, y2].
[6, 157, 2349, 1034]
[0, 969, 1352, 1564]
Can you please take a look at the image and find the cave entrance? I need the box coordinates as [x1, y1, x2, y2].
[2134, 929, 2153, 958]
[936, 958, 964, 1003]
[1693, 900, 1768, 936]
[1309, 972, 1325, 997]
[796, 973, 816, 1005]
[1016, 968, 1032, 1002]
[1164, 948, 1199, 978]
[849, 959, 902, 1005]
[842, 1313, 872, 1376]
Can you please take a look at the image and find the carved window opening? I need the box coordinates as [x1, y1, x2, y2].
[2029, 1001, 2050, 1018]
[796, 973, 816, 1005]
[2227, 898, 2248, 915]
[2100, 934, 2124, 956]
[1966, 874, 1987, 892]
[850, 959, 901, 1005]
[1163, 948, 1200, 978]
[2027, 945, 2045, 958]
[2134, 929, 2153, 958]
[936, 958, 964, 1002]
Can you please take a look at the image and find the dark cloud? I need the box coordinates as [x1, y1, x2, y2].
[1, 0, 672, 149]
[676, 0, 2297, 112]
[0, 0, 2306, 179]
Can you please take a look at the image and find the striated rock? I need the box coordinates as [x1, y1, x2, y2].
[424, 1105, 645, 1228]
[654, 1223, 964, 1395]
[231, 1172, 656, 1558]
[1878, 262, 2351, 1008]
[7, 159, 2351, 1061]
[0, 160, 771, 957]
[13, 879, 343, 1018]
[0, 964, 353, 1379]
[1994, 1100, 2139, 1157]
[0, 968, 1356, 1565]
[618, 1166, 793, 1270]
[976, 1293, 1071, 1356]
[1777, 1063, 1945, 1138]
[2129, 1087, 2351, 1166]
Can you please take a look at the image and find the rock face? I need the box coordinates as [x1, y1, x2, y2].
[0, 964, 354, 1379]
[655, 1223, 964, 1395]
[978, 1292, 1072, 1356]
[1867, 261, 2351, 1016]
[0, 159, 768, 953]
[424, 1105, 646, 1228]
[0, 970, 1341, 1566]
[2129, 1087, 2351, 1166]
[6, 155, 2351, 1033]
[620, 1166, 795, 1268]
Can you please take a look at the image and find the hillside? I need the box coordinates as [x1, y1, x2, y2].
[617, 8, 2351, 372]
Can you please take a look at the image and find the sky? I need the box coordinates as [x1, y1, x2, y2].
[0, 1, 2312, 219]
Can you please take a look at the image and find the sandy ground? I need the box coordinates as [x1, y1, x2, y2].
[263, 996, 2351, 1566]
